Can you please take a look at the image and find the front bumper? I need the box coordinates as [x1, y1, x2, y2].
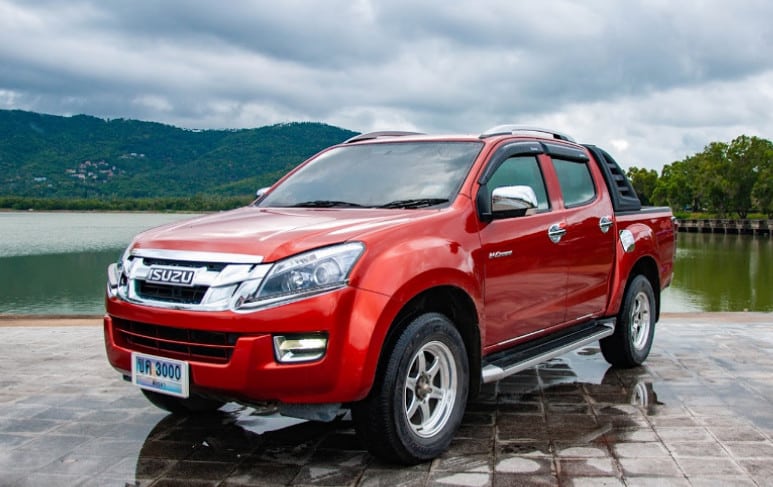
[104, 285, 390, 404]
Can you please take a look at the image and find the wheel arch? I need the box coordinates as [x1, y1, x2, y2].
[607, 221, 665, 321]
[379, 286, 482, 399]
[625, 256, 661, 321]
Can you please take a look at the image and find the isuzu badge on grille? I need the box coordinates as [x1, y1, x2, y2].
[146, 267, 196, 286]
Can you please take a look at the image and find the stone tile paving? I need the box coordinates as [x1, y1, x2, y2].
[0, 314, 772, 486]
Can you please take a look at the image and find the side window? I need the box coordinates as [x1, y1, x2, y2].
[487, 156, 549, 210]
[552, 158, 596, 207]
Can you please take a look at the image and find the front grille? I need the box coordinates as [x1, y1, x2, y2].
[118, 251, 267, 311]
[113, 318, 240, 363]
[136, 281, 208, 305]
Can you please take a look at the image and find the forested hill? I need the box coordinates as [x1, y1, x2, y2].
[0, 110, 358, 199]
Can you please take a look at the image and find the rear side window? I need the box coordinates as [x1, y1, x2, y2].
[553, 158, 596, 207]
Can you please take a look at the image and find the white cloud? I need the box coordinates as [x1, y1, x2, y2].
[132, 95, 173, 113]
[0, 89, 20, 108]
[527, 69, 773, 170]
[610, 139, 630, 153]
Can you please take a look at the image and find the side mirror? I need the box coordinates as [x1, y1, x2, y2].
[491, 185, 539, 218]
[255, 187, 270, 200]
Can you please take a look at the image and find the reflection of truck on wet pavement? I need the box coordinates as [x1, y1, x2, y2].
[104, 125, 676, 463]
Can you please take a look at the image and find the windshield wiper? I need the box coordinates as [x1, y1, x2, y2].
[291, 200, 365, 208]
[378, 198, 449, 209]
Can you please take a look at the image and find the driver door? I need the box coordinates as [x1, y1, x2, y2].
[478, 152, 569, 351]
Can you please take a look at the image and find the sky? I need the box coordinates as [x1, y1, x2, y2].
[1, 0, 772, 172]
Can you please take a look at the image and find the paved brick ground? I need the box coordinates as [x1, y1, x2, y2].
[1, 313, 772, 486]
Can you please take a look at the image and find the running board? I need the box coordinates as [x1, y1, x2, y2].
[481, 320, 615, 383]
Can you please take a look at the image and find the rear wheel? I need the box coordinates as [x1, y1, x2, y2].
[352, 312, 469, 464]
[141, 389, 225, 414]
[601, 274, 656, 367]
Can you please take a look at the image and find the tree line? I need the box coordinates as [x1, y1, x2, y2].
[626, 135, 773, 218]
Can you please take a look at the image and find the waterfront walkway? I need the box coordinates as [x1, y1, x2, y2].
[1, 313, 772, 486]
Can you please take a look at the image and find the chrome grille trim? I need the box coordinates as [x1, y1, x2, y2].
[117, 248, 270, 311]
[131, 248, 263, 264]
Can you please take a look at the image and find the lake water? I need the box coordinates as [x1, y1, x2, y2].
[0, 212, 770, 315]
[662, 232, 772, 313]
[0, 212, 200, 314]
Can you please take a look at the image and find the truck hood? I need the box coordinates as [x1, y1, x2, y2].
[130, 206, 418, 262]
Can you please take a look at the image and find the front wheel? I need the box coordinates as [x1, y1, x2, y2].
[601, 274, 656, 368]
[352, 312, 469, 464]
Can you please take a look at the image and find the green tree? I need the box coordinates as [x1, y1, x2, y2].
[697, 142, 732, 217]
[626, 166, 659, 205]
[753, 154, 773, 218]
[656, 136, 772, 218]
[652, 157, 701, 211]
[724, 136, 772, 218]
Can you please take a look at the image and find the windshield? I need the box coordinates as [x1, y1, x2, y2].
[257, 141, 483, 209]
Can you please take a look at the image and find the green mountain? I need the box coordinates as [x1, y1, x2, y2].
[0, 110, 358, 199]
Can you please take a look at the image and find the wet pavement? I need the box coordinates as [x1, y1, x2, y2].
[1, 313, 773, 486]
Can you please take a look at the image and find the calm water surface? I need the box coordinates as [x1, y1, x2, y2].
[0, 212, 199, 314]
[0, 212, 770, 314]
[662, 232, 772, 312]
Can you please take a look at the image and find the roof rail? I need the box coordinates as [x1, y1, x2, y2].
[480, 125, 576, 143]
[344, 131, 424, 144]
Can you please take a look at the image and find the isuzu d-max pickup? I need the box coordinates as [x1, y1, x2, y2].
[104, 125, 676, 463]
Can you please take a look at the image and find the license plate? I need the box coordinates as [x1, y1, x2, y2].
[131, 352, 189, 398]
[146, 266, 196, 286]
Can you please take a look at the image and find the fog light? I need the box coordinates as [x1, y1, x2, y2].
[273, 334, 328, 363]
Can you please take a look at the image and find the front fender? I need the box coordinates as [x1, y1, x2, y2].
[347, 237, 483, 399]
[356, 235, 480, 296]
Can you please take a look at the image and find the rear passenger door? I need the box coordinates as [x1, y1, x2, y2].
[548, 150, 615, 322]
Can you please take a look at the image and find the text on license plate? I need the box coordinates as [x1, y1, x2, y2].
[131, 352, 189, 398]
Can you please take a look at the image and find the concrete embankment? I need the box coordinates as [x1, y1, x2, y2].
[677, 218, 772, 236]
[0, 315, 103, 327]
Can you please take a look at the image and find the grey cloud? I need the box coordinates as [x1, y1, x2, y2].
[1, 0, 772, 169]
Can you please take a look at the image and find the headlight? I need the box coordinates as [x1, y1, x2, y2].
[232, 242, 365, 311]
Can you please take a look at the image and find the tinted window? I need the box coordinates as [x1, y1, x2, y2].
[553, 158, 596, 207]
[487, 156, 549, 210]
[259, 141, 483, 208]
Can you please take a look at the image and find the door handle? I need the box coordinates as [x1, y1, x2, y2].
[548, 223, 567, 243]
[599, 216, 613, 234]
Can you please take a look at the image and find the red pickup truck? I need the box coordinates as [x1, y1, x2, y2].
[104, 126, 676, 463]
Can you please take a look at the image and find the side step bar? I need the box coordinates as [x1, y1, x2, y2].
[481, 320, 615, 383]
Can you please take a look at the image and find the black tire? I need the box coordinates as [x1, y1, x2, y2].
[141, 389, 225, 414]
[352, 312, 469, 464]
[601, 274, 656, 368]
